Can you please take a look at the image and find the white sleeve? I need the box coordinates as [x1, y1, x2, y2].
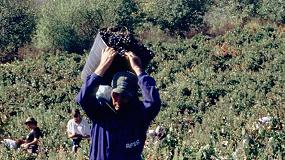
[3, 139, 17, 149]
[67, 120, 74, 134]
[83, 119, 91, 136]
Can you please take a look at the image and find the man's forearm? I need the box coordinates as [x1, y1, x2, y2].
[68, 133, 83, 139]
[68, 132, 76, 138]
[26, 138, 38, 146]
[94, 66, 107, 77]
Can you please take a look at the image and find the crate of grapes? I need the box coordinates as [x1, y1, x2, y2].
[81, 26, 154, 85]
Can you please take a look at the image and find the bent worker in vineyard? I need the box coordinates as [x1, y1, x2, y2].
[1, 117, 43, 153]
[67, 109, 91, 153]
[76, 47, 161, 160]
[21, 117, 43, 153]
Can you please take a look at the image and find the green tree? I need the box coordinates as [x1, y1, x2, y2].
[95, 0, 140, 30]
[34, 0, 140, 53]
[0, 0, 36, 53]
[205, 0, 285, 33]
[34, 0, 103, 53]
[140, 0, 211, 32]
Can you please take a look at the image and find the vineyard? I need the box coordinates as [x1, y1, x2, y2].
[0, 0, 285, 159]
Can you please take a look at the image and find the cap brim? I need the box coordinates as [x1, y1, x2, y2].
[112, 88, 134, 97]
[112, 88, 125, 94]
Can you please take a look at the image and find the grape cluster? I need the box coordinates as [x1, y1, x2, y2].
[98, 26, 154, 84]
[100, 30, 132, 56]
[99, 26, 154, 67]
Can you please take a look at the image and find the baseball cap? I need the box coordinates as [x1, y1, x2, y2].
[111, 71, 138, 97]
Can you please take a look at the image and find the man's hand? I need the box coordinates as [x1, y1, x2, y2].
[125, 51, 143, 75]
[95, 47, 117, 77]
[68, 132, 82, 139]
[21, 143, 29, 149]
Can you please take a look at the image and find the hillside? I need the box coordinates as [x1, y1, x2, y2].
[1, 0, 285, 159]
[1, 23, 284, 159]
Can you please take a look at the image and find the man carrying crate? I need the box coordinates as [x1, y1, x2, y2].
[76, 47, 161, 160]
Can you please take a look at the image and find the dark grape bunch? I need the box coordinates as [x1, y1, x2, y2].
[97, 26, 154, 84]
[99, 26, 154, 69]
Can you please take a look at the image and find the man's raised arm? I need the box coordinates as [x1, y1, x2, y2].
[76, 47, 117, 120]
[125, 51, 161, 121]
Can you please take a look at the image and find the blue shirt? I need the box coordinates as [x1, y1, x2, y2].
[76, 72, 161, 160]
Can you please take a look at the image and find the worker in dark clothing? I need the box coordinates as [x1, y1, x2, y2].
[76, 47, 161, 160]
[22, 117, 43, 153]
[1, 117, 42, 153]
